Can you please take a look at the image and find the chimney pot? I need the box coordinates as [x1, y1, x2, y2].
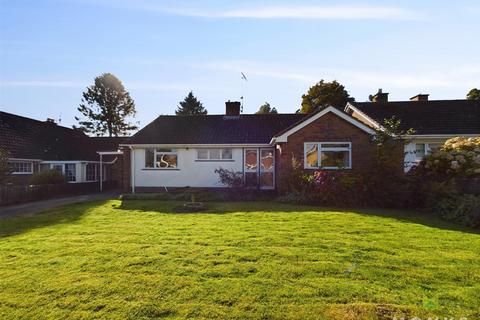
[371, 88, 389, 103]
[225, 101, 241, 116]
[45, 118, 56, 124]
[410, 94, 429, 101]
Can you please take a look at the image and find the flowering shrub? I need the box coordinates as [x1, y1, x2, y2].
[422, 137, 480, 178]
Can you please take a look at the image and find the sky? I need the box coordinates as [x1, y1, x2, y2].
[1, 0, 479, 130]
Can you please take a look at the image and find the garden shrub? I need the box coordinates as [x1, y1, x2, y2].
[432, 194, 480, 228]
[214, 168, 244, 189]
[30, 170, 68, 185]
[419, 137, 480, 179]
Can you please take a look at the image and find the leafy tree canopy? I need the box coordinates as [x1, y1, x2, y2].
[175, 91, 207, 115]
[467, 88, 480, 100]
[255, 102, 278, 114]
[300, 80, 353, 113]
[75, 73, 137, 137]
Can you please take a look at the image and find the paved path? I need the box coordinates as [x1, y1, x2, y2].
[0, 192, 119, 219]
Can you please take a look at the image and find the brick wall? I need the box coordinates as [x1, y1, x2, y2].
[276, 112, 378, 191]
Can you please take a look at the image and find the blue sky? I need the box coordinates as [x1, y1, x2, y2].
[1, 0, 479, 130]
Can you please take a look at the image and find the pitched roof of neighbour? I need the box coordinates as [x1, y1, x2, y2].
[348, 99, 480, 135]
[127, 113, 308, 145]
[0, 111, 128, 161]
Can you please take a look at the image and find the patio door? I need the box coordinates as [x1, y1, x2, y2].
[244, 148, 275, 189]
[259, 148, 274, 189]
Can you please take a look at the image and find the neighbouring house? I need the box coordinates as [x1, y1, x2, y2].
[120, 101, 378, 192]
[345, 92, 480, 171]
[0, 111, 126, 186]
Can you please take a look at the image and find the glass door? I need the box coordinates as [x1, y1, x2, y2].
[244, 149, 258, 188]
[260, 148, 275, 189]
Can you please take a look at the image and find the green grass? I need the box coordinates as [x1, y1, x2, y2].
[0, 200, 479, 319]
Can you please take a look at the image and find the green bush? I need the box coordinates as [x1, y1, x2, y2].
[30, 170, 68, 185]
[433, 194, 480, 228]
[420, 137, 480, 179]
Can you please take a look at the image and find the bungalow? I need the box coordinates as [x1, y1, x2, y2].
[0, 111, 126, 186]
[120, 101, 378, 192]
[121, 97, 480, 193]
[345, 91, 480, 171]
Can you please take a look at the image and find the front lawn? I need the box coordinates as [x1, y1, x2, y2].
[0, 200, 479, 319]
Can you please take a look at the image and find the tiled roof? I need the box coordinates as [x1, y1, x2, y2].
[350, 100, 480, 135]
[0, 111, 128, 160]
[127, 114, 308, 144]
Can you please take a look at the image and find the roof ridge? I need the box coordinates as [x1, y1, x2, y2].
[0, 110, 80, 132]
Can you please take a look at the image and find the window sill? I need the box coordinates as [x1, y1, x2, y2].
[11, 172, 33, 175]
[142, 168, 180, 171]
[304, 167, 352, 170]
[195, 160, 235, 162]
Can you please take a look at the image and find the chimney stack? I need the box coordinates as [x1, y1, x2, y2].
[45, 118, 56, 124]
[225, 101, 241, 116]
[410, 94, 429, 101]
[371, 88, 389, 103]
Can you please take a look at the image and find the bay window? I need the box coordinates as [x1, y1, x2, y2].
[304, 142, 351, 169]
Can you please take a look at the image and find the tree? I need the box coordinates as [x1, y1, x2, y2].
[300, 80, 353, 113]
[255, 102, 278, 114]
[75, 73, 137, 137]
[175, 91, 207, 115]
[467, 88, 480, 100]
[0, 148, 12, 183]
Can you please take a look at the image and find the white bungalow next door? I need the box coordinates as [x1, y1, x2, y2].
[244, 148, 275, 189]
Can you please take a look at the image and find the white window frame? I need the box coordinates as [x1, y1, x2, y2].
[196, 148, 234, 161]
[85, 163, 98, 182]
[303, 142, 352, 170]
[144, 148, 178, 169]
[414, 143, 441, 162]
[9, 161, 33, 174]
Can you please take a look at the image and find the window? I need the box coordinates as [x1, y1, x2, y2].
[427, 143, 441, 154]
[9, 161, 33, 174]
[39, 163, 50, 172]
[86, 164, 97, 181]
[415, 143, 426, 160]
[196, 149, 233, 161]
[145, 148, 178, 169]
[65, 164, 76, 182]
[304, 142, 351, 169]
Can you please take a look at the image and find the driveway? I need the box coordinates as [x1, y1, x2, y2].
[0, 191, 119, 219]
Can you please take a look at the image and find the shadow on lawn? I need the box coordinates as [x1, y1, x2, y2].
[0, 200, 108, 238]
[119, 200, 480, 235]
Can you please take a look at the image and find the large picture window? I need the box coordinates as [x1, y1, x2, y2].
[304, 142, 351, 169]
[145, 148, 178, 169]
[9, 161, 33, 174]
[196, 148, 233, 161]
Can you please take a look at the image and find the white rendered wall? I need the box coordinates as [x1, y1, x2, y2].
[133, 148, 244, 188]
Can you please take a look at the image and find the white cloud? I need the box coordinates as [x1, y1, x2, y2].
[192, 60, 479, 89]
[78, 1, 421, 20]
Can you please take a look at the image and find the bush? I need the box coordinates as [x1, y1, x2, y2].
[214, 168, 244, 188]
[30, 170, 68, 185]
[419, 137, 480, 179]
[432, 194, 480, 228]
